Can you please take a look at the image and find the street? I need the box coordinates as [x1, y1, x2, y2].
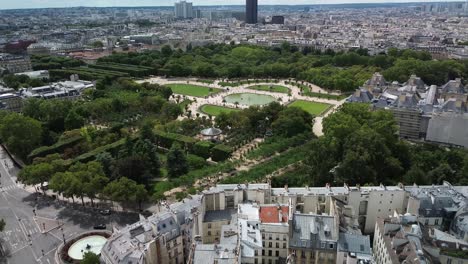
[0, 148, 139, 264]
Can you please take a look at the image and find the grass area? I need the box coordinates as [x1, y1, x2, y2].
[200, 104, 240, 116]
[166, 83, 221, 97]
[293, 83, 347, 100]
[247, 85, 289, 94]
[196, 79, 215, 84]
[288, 100, 331, 116]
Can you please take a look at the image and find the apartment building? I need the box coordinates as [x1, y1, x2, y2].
[0, 53, 32, 74]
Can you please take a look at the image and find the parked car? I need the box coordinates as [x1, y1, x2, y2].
[93, 224, 106, 230]
[99, 209, 111, 215]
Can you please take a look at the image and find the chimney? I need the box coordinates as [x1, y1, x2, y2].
[279, 209, 283, 223]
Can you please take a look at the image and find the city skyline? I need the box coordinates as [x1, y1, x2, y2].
[0, 0, 466, 10]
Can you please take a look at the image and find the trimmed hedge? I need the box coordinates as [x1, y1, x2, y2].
[211, 144, 233, 162]
[193, 141, 215, 159]
[154, 131, 197, 150]
[28, 135, 84, 162]
[74, 138, 126, 163]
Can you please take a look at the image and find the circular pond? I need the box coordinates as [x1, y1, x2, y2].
[67, 235, 107, 260]
[224, 93, 276, 106]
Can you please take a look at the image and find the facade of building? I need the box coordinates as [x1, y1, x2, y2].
[246, 0, 258, 24]
[0, 53, 32, 74]
[175, 1, 193, 19]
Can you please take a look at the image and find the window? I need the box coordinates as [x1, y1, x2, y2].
[269, 242, 272, 247]
[425, 219, 429, 225]
[208, 231, 211, 236]
[269, 234, 272, 240]
[268, 260, 272, 264]
[208, 223, 212, 228]
[283, 243, 286, 249]
[262, 250, 265, 256]
[329, 243, 334, 249]
[262, 233, 265, 239]
[276, 242, 279, 248]
[435, 219, 439, 225]
[276, 251, 279, 257]
[269, 250, 272, 256]
[255, 259, 258, 264]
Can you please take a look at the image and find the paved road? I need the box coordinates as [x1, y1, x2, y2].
[0, 148, 139, 264]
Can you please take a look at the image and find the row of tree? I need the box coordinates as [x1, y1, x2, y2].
[97, 44, 468, 92]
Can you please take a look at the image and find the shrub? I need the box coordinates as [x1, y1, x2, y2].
[211, 144, 233, 162]
[28, 135, 83, 162]
[187, 154, 207, 170]
[193, 141, 215, 159]
[154, 130, 197, 150]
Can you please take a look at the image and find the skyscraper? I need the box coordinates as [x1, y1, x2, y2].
[175, 1, 193, 19]
[246, 0, 258, 24]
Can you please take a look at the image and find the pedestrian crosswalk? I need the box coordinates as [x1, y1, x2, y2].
[0, 184, 18, 192]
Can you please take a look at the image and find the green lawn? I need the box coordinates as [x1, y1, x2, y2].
[200, 104, 240, 116]
[166, 84, 221, 97]
[288, 100, 331, 116]
[247, 85, 290, 94]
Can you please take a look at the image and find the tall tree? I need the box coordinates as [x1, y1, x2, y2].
[0, 113, 42, 160]
[167, 144, 188, 178]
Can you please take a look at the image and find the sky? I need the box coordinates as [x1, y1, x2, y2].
[0, 0, 464, 10]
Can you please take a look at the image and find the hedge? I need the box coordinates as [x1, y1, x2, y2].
[211, 144, 233, 162]
[154, 131, 197, 150]
[28, 135, 84, 162]
[74, 138, 126, 163]
[193, 141, 215, 159]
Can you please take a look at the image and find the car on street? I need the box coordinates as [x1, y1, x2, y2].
[99, 209, 111, 215]
[93, 224, 106, 230]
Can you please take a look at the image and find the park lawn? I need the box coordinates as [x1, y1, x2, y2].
[288, 100, 331, 116]
[200, 104, 240, 116]
[247, 85, 289, 93]
[166, 84, 221, 97]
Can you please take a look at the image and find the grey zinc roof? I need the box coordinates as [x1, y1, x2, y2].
[290, 213, 338, 249]
[337, 233, 371, 255]
[426, 113, 468, 148]
[204, 209, 235, 222]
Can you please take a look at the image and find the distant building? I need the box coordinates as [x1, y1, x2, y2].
[246, 0, 258, 24]
[20, 80, 94, 100]
[0, 93, 22, 112]
[15, 70, 49, 79]
[271, 16, 285, 25]
[0, 53, 32, 74]
[175, 1, 193, 19]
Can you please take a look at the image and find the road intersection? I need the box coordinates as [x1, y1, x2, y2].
[0, 148, 139, 264]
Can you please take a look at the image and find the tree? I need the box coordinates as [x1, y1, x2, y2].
[167, 144, 188, 178]
[64, 109, 85, 130]
[91, 41, 104, 48]
[81, 252, 100, 264]
[0, 113, 43, 160]
[18, 163, 53, 191]
[271, 107, 313, 137]
[103, 177, 147, 208]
